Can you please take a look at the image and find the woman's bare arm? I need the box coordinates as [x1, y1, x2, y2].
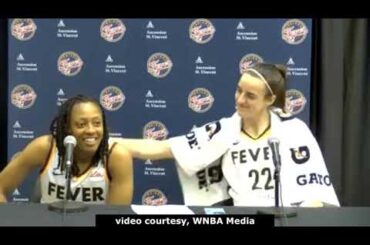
[110, 138, 173, 160]
[0, 135, 52, 202]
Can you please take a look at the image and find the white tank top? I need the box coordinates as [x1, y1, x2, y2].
[39, 141, 111, 204]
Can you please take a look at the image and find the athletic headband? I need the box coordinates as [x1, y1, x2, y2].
[247, 68, 274, 95]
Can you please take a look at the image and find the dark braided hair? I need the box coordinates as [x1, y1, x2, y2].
[49, 94, 109, 176]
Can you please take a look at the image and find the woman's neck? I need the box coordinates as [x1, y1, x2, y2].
[242, 111, 271, 139]
[74, 152, 95, 166]
[75, 151, 94, 162]
[72, 153, 96, 175]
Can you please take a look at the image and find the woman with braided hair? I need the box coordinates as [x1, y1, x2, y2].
[0, 95, 133, 204]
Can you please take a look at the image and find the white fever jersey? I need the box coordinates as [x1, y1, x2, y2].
[39, 141, 113, 204]
[222, 130, 276, 206]
[175, 158, 230, 206]
[169, 110, 340, 207]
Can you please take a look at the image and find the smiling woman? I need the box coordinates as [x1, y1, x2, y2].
[111, 63, 340, 208]
[0, 95, 133, 205]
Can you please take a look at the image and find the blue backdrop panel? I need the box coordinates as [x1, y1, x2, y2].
[7, 18, 312, 204]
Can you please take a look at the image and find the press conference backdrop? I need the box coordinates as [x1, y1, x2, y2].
[7, 18, 312, 204]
